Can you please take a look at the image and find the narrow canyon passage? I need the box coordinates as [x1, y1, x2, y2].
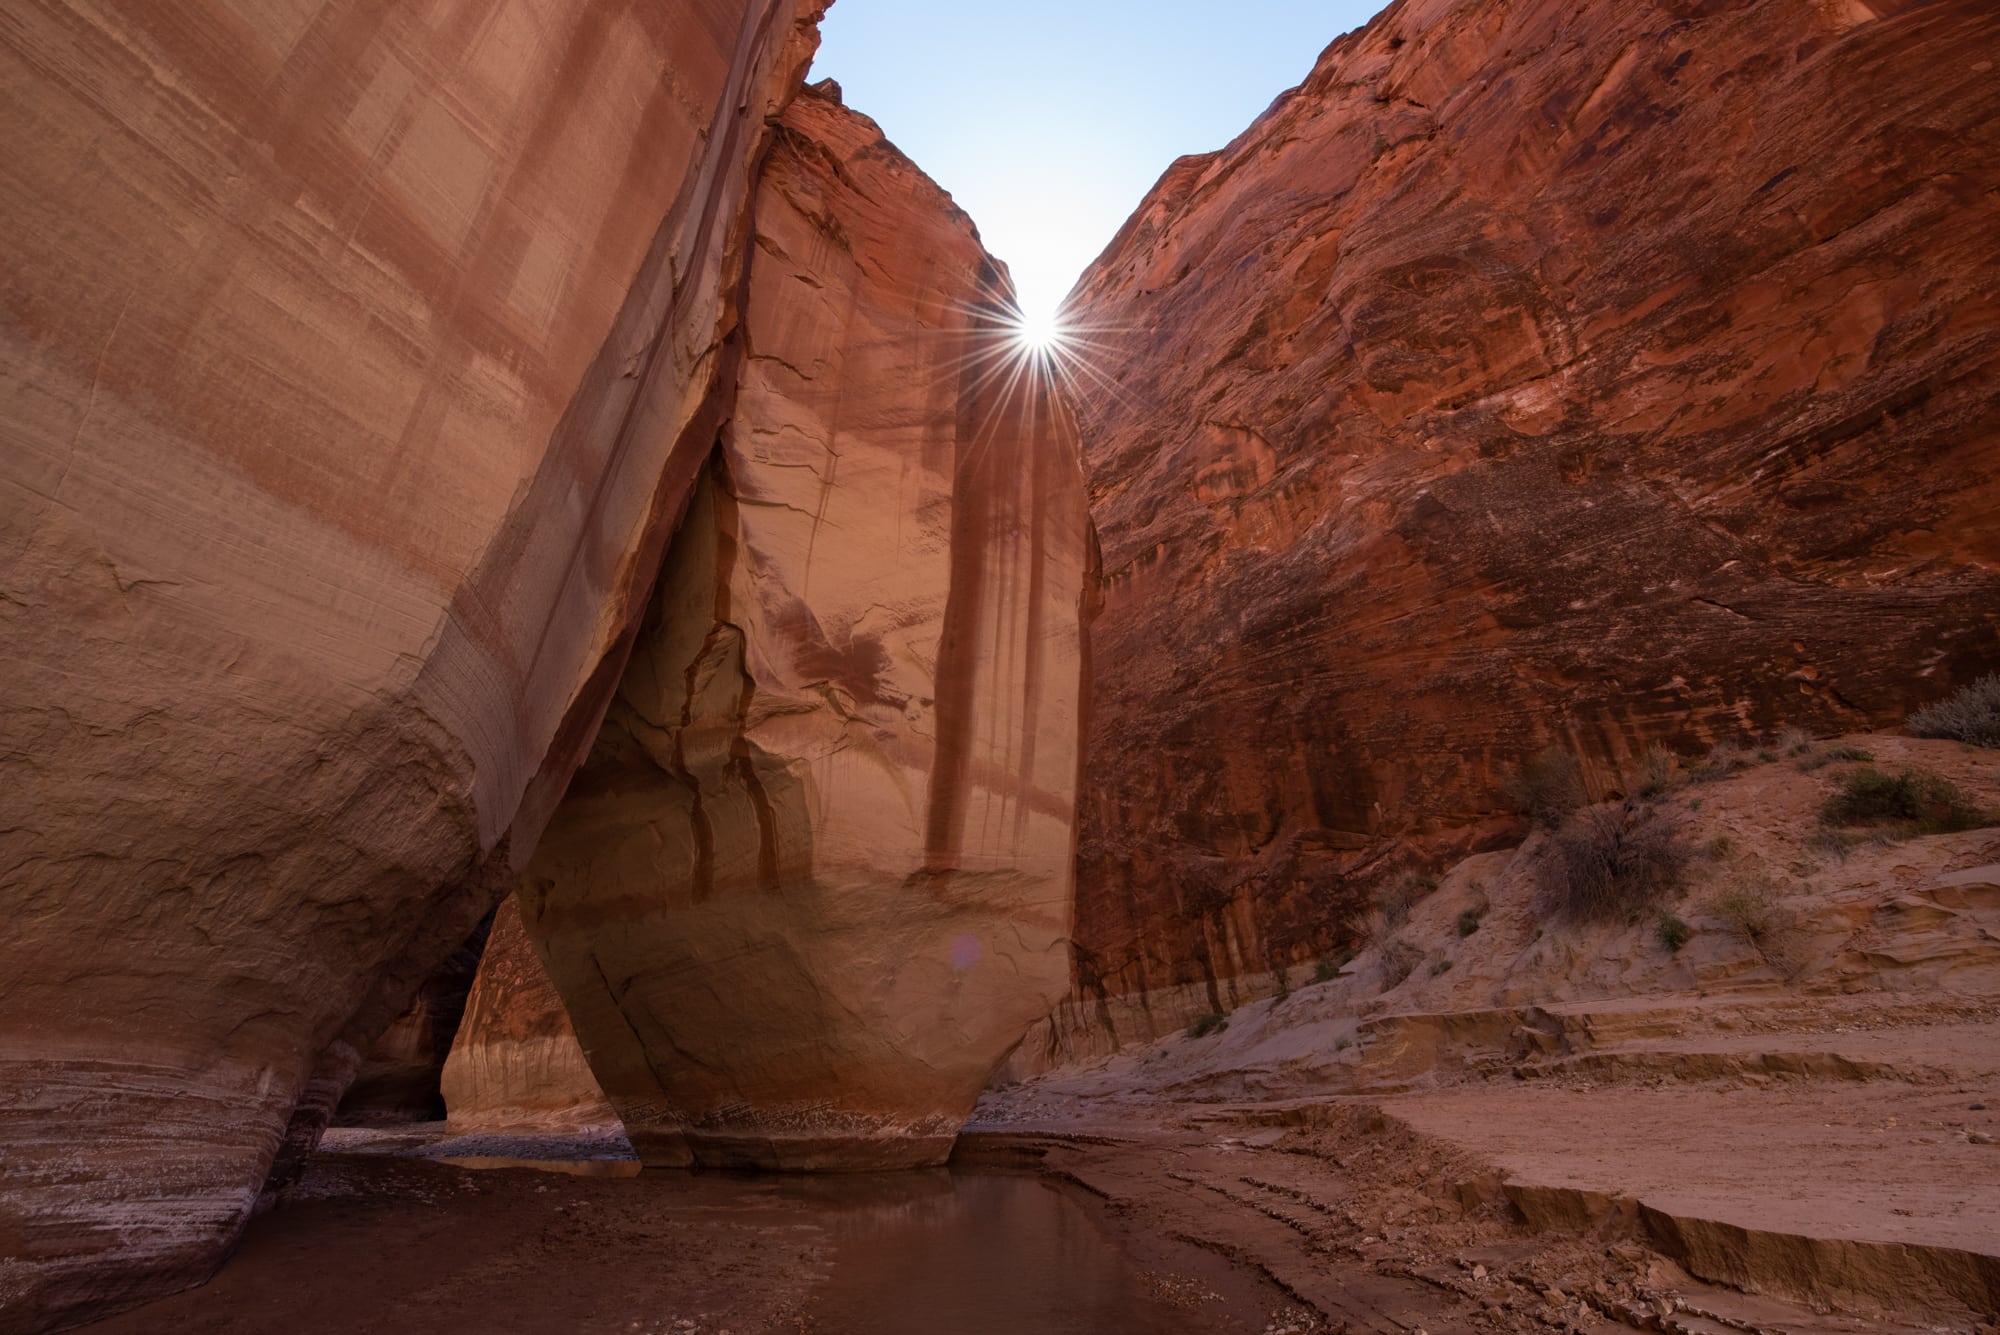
[5, 0, 1999, 1331]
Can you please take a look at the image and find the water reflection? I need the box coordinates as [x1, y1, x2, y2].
[771, 1171, 1220, 1334]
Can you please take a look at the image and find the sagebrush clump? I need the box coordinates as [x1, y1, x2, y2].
[1534, 801, 1693, 922]
[1821, 766, 1992, 836]
[1908, 674, 2000, 748]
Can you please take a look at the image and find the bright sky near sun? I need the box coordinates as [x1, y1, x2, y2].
[811, 1, 1390, 332]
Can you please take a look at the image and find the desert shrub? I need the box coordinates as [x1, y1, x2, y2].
[1707, 873, 1806, 977]
[1827, 744, 1874, 763]
[1777, 726, 1817, 758]
[1691, 741, 1751, 783]
[1506, 747, 1588, 827]
[1313, 958, 1341, 983]
[1379, 871, 1438, 930]
[1534, 801, 1693, 922]
[1187, 1011, 1229, 1039]
[1821, 766, 1992, 836]
[1429, 959, 1453, 977]
[1636, 744, 1680, 798]
[1378, 937, 1424, 989]
[1456, 907, 1484, 938]
[1909, 674, 2000, 748]
[1705, 834, 1734, 860]
[1656, 911, 1692, 954]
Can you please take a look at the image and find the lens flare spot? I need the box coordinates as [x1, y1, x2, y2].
[1012, 307, 1066, 357]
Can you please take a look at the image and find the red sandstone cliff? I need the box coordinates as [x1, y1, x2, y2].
[1045, 0, 2000, 1062]
[0, 2, 826, 1328]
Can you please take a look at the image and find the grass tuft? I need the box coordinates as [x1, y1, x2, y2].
[1187, 1011, 1229, 1039]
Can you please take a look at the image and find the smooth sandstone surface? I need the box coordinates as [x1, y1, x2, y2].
[440, 897, 612, 1129]
[1048, 0, 2000, 1063]
[0, 1, 825, 1327]
[520, 85, 1091, 1170]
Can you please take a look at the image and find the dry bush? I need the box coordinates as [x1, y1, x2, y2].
[1377, 937, 1424, 990]
[1691, 740, 1752, 783]
[1706, 871, 1806, 978]
[1636, 744, 1680, 798]
[1821, 765, 1993, 837]
[1533, 801, 1693, 923]
[1909, 673, 2000, 748]
[1505, 747, 1588, 827]
[1379, 870, 1438, 930]
[1776, 726, 1817, 758]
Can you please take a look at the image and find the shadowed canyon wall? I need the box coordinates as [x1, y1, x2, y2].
[518, 84, 1090, 1170]
[1037, 0, 2000, 1065]
[334, 911, 494, 1125]
[0, 0, 829, 1327]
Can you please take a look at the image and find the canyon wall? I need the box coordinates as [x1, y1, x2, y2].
[1045, 0, 2000, 1063]
[334, 912, 494, 1125]
[520, 84, 1091, 1170]
[0, 1, 826, 1328]
[440, 899, 611, 1129]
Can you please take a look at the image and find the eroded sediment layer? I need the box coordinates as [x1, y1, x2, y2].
[0, 2, 826, 1326]
[1062, 0, 2000, 1055]
[521, 84, 1091, 1170]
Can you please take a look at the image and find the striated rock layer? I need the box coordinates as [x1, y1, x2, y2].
[441, 898, 611, 1129]
[520, 84, 1091, 1170]
[1050, 0, 2000, 1063]
[0, 1, 826, 1327]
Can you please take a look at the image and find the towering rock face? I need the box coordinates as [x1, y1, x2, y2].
[520, 85, 1091, 1170]
[0, 1, 825, 1327]
[1056, 0, 2000, 1057]
[440, 898, 612, 1129]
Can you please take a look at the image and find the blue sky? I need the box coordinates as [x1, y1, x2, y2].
[812, 1, 1390, 329]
